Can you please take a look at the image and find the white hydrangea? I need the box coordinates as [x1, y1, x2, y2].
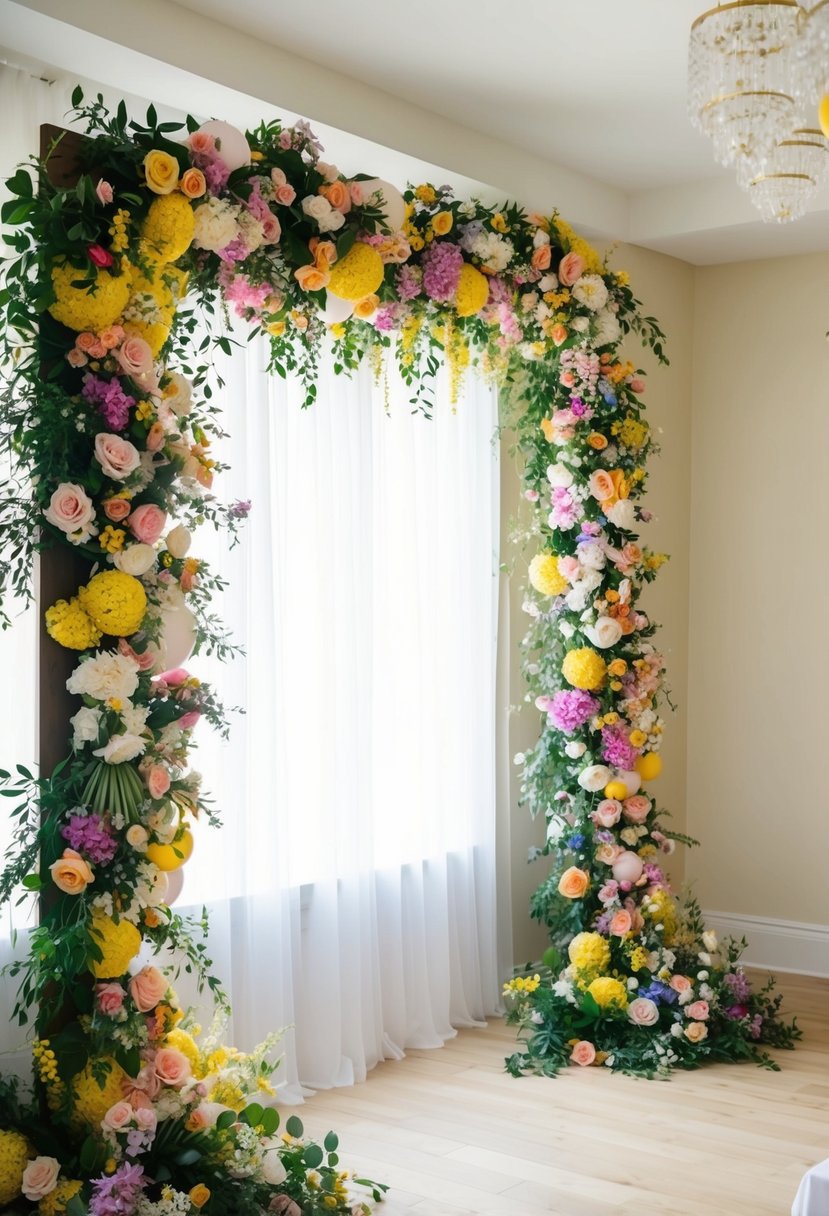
[592, 307, 621, 347]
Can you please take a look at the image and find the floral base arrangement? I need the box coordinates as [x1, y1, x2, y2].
[0, 84, 800, 1214]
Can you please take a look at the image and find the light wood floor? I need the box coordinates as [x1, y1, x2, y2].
[296, 971, 828, 1216]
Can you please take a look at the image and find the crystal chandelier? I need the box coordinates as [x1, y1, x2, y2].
[687, 1, 829, 221]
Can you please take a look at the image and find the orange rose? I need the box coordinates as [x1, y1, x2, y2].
[609, 910, 632, 937]
[588, 469, 615, 502]
[608, 468, 630, 500]
[620, 618, 636, 635]
[294, 264, 330, 292]
[549, 323, 568, 346]
[558, 866, 590, 899]
[531, 245, 552, 271]
[313, 240, 337, 272]
[587, 432, 608, 450]
[320, 181, 351, 213]
[50, 848, 94, 895]
[103, 497, 132, 522]
[189, 1185, 211, 1209]
[540, 418, 554, 442]
[353, 294, 379, 319]
[179, 168, 206, 199]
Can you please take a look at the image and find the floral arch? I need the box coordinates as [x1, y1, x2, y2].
[0, 90, 797, 1215]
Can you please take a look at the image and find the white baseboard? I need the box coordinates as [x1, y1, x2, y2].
[703, 909, 829, 978]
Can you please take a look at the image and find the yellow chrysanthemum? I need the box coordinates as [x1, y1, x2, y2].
[69, 1059, 129, 1130]
[454, 262, 489, 318]
[45, 597, 102, 650]
[327, 243, 384, 301]
[88, 911, 142, 978]
[49, 262, 131, 333]
[616, 414, 649, 449]
[0, 1130, 31, 1207]
[78, 570, 147, 637]
[528, 553, 568, 597]
[586, 976, 628, 1011]
[562, 647, 606, 691]
[141, 192, 196, 263]
[166, 1028, 204, 1077]
[39, 1180, 84, 1216]
[568, 932, 611, 978]
[629, 946, 651, 972]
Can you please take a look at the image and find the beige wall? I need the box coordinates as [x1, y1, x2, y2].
[687, 254, 829, 925]
[503, 245, 695, 965]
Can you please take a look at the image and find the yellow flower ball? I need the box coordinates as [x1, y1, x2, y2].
[69, 1059, 129, 1130]
[141, 192, 196, 263]
[49, 262, 131, 333]
[0, 1130, 31, 1207]
[327, 243, 385, 301]
[126, 319, 172, 357]
[78, 570, 148, 637]
[635, 752, 663, 782]
[568, 932, 611, 977]
[45, 597, 102, 650]
[528, 553, 568, 597]
[586, 976, 628, 1011]
[143, 149, 180, 195]
[604, 780, 628, 802]
[562, 647, 606, 691]
[88, 911, 142, 979]
[146, 827, 194, 872]
[454, 263, 490, 318]
[39, 1180, 84, 1216]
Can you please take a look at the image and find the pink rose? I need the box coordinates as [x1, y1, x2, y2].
[558, 251, 586, 287]
[627, 997, 659, 1027]
[129, 965, 168, 1013]
[261, 214, 282, 243]
[687, 1000, 710, 1021]
[670, 974, 692, 994]
[96, 179, 114, 205]
[154, 1046, 191, 1088]
[557, 555, 580, 583]
[609, 909, 632, 937]
[134, 1106, 157, 1132]
[96, 982, 126, 1017]
[188, 131, 216, 156]
[177, 710, 201, 730]
[66, 348, 88, 367]
[123, 1064, 161, 1102]
[146, 422, 166, 453]
[44, 482, 96, 536]
[592, 798, 622, 828]
[598, 881, 619, 905]
[147, 766, 171, 799]
[349, 181, 364, 206]
[88, 244, 113, 269]
[118, 638, 159, 671]
[21, 1157, 60, 1202]
[629, 378, 646, 394]
[103, 497, 132, 522]
[622, 795, 651, 825]
[129, 503, 167, 545]
[588, 469, 615, 502]
[103, 1100, 134, 1131]
[275, 183, 296, 205]
[570, 1040, 596, 1067]
[95, 433, 141, 481]
[116, 335, 157, 386]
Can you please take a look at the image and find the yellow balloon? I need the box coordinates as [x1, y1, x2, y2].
[146, 828, 194, 872]
[635, 752, 663, 782]
[604, 780, 628, 801]
[819, 94, 829, 139]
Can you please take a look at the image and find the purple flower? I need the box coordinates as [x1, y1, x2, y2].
[601, 723, 640, 770]
[421, 241, 463, 303]
[544, 689, 598, 734]
[396, 264, 423, 301]
[90, 1162, 146, 1216]
[62, 813, 117, 865]
[81, 374, 135, 431]
[228, 499, 252, 520]
[724, 971, 751, 1002]
[725, 1003, 750, 1020]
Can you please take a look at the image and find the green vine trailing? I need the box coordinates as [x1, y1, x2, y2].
[0, 88, 797, 1214]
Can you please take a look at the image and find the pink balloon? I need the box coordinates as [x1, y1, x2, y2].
[612, 851, 645, 884]
[165, 868, 185, 906]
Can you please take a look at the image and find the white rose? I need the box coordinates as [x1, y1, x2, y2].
[559, 620, 575, 638]
[578, 764, 611, 792]
[565, 741, 586, 759]
[94, 733, 147, 764]
[532, 229, 550, 249]
[538, 273, 558, 291]
[702, 931, 718, 952]
[578, 542, 606, 571]
[571, 315, 590, 333]
[302, 194, 334, 223]
[316, 207, 345, 233]
[260, 1145, 288, 1186]
[565, 584, 591, 612]
[126, 824, 149, 851]
[585, 616, 623, 649]
[165, 524, 192, 559]
[627, 997, 659, 1027]
[670, 1022, 685, 1038]
[546, 462, 574, 488]
[67, 652, 140, 702]
[316, 161, 340, 183]
[21, 1157, 60, 1202]
[698, 956, 712, 968]
[163, 372, 193, 418]
[71, 706, 102, 747]
[113, 543, 157, 576]
[606, 499, 636, 530]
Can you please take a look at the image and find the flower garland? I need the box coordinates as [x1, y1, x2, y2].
[0, 87, 798, 1214]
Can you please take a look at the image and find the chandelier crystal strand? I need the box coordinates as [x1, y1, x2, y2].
[689, 1, 804, 178]
[745, 127, 829, 218]
[794, 0, 829, 107]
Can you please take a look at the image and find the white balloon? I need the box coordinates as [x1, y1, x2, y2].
[319, 292, 355, 324]
[154, 603, 197, 671]
[164, 868, 184, 906]
[612, 851, 645, 884]
[616, 770, 642, 797]
[195, 120, 251, 173]
[362, 177, 407, 233]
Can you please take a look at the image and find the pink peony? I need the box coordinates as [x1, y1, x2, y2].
[128, 503, 167, 545]
[129, 965, 168, 1013]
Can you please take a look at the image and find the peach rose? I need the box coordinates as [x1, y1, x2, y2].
[275, 183, 296, 205]
[129, 503, 167, 545]
[320, 180, 351, 214]
[95, 433, 141, 480]
[50, 849, 94, 895]
[180, 168, 206, 199]
[353, 294, 379, 319]
[76, 332, 97, 353]
[147, 766, 171, 799]
[103, 497, 132, 522]
[570, 1040, 596, 1067]
[101, 325, 125, 349]
[146, 422, 166, 453]
[558, 866, 590, 899]
[154, 1046, 192, 1088]
[684, 1022, 708, 1044]
[686, 1000, 710, 1021]
[630, 377, 646, 394]
[21, 1157, 60, 1202]
[294, 264, 329, 292]
[103, 1100, 134, 1131]
[592, 798, 622, 828]
[622, 795, 651, 825]
[622, 543, 642, 566]
[549, 323, 568, 346]
[588, 469, 615, 502]
[670, 975, 692, 996]
[188, 131, 215, 156]
[261, 214, 282, 244]
[44, 482, 96, 536]
[627, 997, 659, 1027]
[595, 842, 623, 866]
[66, 348, 88, 367]
[129, 964, 168, 1012]
[588, 432, 608, 450]
[116, 335, 156, 385]
[558, 251, 586, 286]
[609, 909, 632, 937]
[531, 245, 552, 272]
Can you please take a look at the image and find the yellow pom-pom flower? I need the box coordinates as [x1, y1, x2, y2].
[454, 262, 490, 318]
[141, 192, 196, 263]
[69, 1059, 129, 1130]
[529, 552, 568, 597]
[78, 570, 147, 637]
[586, 976, 629, 1011]
[568, 932, 611, 978]
[0, 1130, 31, 1207]
[562, 647, 606, 691]
[49, 262, 131, 333]
[39, 1180, 84, 1216]
[88, 911, 142, 978]
[327, 243, 385, 300]
[45, 598, 101, 650]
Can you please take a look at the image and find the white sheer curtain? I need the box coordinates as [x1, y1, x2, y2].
[0, 64, 505, 1093]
